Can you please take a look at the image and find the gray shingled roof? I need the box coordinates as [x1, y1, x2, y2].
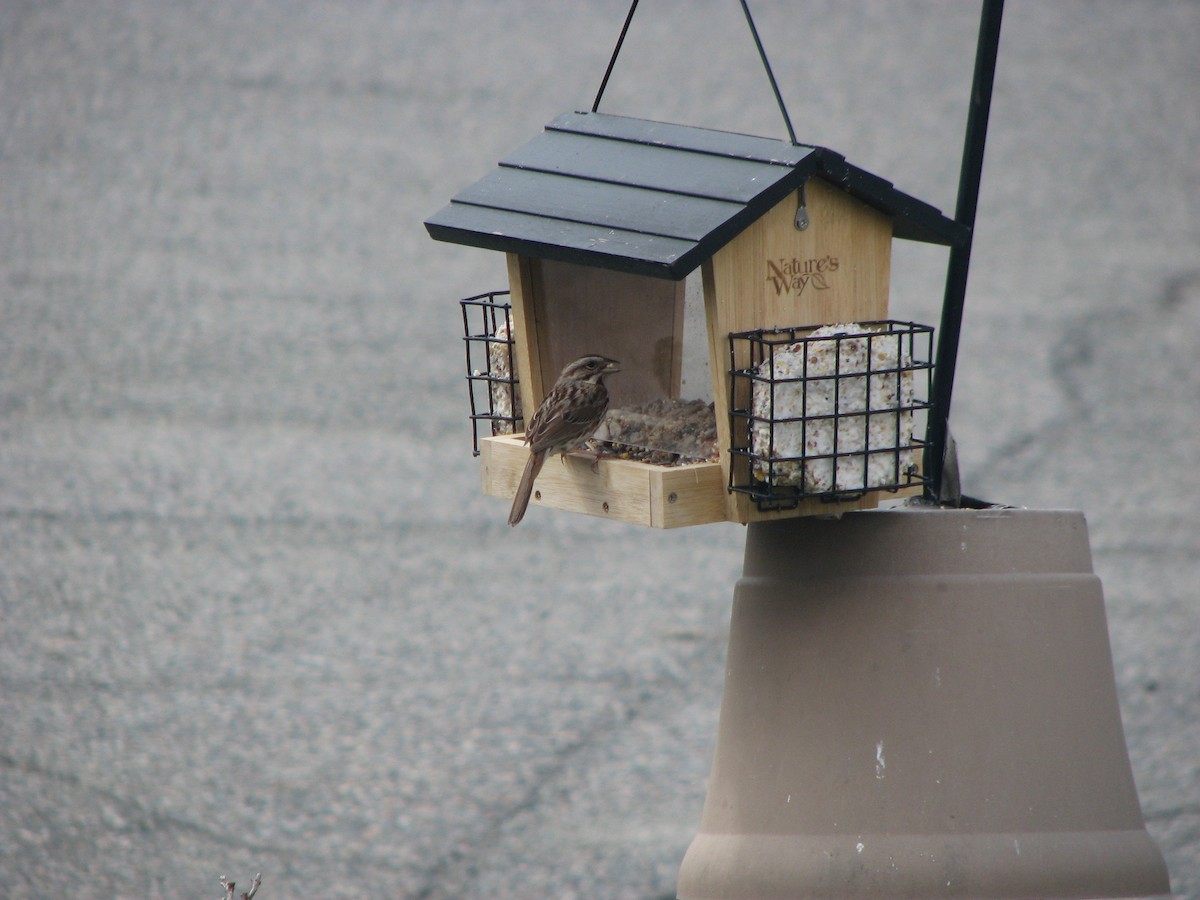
[425, 111, 967, 280]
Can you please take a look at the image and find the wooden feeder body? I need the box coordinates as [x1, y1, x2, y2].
[704, 178, 895, 523]
[427, 112, 965, 527]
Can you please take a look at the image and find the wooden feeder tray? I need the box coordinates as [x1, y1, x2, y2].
[479, 434, 726, 529]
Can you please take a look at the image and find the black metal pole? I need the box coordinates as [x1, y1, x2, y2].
[924, 0, 1005, 501]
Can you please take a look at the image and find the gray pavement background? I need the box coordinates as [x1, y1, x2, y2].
[0, 1, 1197, 897]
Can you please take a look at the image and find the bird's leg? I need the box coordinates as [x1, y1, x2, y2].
[561, 443, 606, 472]
[583, 442, 607, 472]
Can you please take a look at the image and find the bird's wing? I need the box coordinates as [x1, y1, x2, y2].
[561, 397, 607, 428]
[528, 388, 608, 454]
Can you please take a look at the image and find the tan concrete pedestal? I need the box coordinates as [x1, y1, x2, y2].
[677, 508, 1169, 899]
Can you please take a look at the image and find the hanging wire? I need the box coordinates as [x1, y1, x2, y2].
[592, 0, 640, 113]
[591, 0, 799, 146]
[738, 0, 798, 145]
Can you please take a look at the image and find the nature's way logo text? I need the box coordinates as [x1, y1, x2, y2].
[766, 255, 839, 296]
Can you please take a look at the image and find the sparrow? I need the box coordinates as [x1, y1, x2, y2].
[508, 355, 621, 526]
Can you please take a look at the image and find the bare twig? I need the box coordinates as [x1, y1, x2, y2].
[218, 873, 262, 900]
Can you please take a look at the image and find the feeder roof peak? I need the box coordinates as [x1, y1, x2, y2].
[425, 111, 965, 280]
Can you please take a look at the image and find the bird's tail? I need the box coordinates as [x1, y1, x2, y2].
[508, 451, 545, 526]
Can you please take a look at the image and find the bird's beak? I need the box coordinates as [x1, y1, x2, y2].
[603, 359, 622, 374]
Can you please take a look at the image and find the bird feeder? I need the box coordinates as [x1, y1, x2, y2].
[424, 2, 1172, 896]
[427, 112, 964, 527]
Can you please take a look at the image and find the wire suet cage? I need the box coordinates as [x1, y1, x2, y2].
[460, 291, 522, 455]
[728, 321, 933, 509]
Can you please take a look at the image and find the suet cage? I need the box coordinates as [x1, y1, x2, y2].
[728, 320, 933, 509]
